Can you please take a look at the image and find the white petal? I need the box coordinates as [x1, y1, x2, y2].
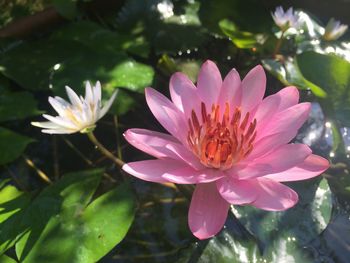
[43, 114, 77, 129]
[65, 86, 83, 109]
[42, 128, 77, 134]
[85, 81, 94, 105]
[31, 121, 61, 129]
[48, 97, 68, 117]
[99, 89, 118, 118]
[94, 81, 102, 105]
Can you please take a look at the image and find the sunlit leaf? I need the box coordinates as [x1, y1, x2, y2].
[262, 58, 327, 97]
[15, 170, 135, 263]
[219, 19, 265, 49]
[0, 183, 30, 255]
[0, 254, 17, 263]
[232, 178, 331, 261]
[158, 54, 200, 82]
[117, 0, 208, 54]
[297, 51, 350, 126]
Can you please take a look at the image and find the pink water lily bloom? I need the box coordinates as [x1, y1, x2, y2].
[122, 60, 329, 240]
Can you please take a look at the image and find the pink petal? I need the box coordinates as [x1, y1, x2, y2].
[217, 68, 241, 111]
[122, 159, 186, 183]
[264, 154, 329, 182]
[169, 72, 201, 119]
[234, 144, 312, 179]
[189, 183, 229, 239]
[124, 128, 180, 159]
[276, 86, 299, 110]
[247, 131, 297, 160]
[197, 60, 222, 110]
[165, 143, 204, 170]
[216, 177, 257, 205]
[251, 178, 298, 211]
[145, 88, 187, 143]
[255, 86, 300, 131]
[257, 102, 311, 141]
[240, 65, 266, 115]
[163, 167, 225, 184]
[253, 92, 280, 125]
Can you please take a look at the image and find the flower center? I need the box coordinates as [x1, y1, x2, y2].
[187, 102, 257, 170]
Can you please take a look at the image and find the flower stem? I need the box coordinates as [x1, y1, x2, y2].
[87, 132, 124, 168]
[273, 31, 285, 57]
[23, 155, 52, 184]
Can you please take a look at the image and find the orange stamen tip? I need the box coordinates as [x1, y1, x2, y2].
[187, 102, 257, 170]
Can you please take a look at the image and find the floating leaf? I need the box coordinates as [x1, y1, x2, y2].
[199, 0, 272, 35]
[0, 182, 30, 255]
[297, 51, 350, 126]
[0, 26, 154, 114]
[232, 178, 331, 261]
[219, 19, 265, 49]
[158, 54, 200, 82]
[52, 0, 77, 20]
[262, 58, 327, 98]
[0, 255, 17, 263]
[0, 91, 41, 121]
[0, 127, 34, 165]
[15, 170, 135, 263]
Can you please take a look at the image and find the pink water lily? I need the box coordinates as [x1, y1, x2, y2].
[122, 60, 329, 239]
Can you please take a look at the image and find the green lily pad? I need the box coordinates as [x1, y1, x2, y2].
[219, 19, 265, 49]
[0, 182, 30, 255]
[296, 51, 350, 126]
[0, 127, 34, 165]
[199, 0, 272, 35]
[0, 255, 17, 263]
[262, 58, 327, 98]
[0, 91, 41, 121]
[233, 179, 331, 259]
[15, 170, 135, 263]
[52, 0, 77, 20]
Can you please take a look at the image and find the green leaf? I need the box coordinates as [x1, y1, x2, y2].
[296, 51, 350, 126]
[15, 169, 102, 260]
[262, 58, 327, 98]
[117, 0, 208, 54]
[0, 25, 154, 114]
[0, 183, 30, 255]
[107, 60, 154, 92]
[0, 127, 34, 165]
[0, 91, 41, 121]
[50, 21, 149, 57]
[0, 254, 17, 263]
[157, 54, 200, 83]
[52, 0, 77, 20]
[50, 54, 153, 115]
[219, 19, 264, 49]
[17, 183, 135, 263]
[0, 40, 82, 91]
[80, 184, 136, 261]
[233, 178, 331, 261]
[0, 184, 30, 223]
[199, 0, 272, 35]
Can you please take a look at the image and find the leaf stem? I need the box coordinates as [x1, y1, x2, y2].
[87, 132, 124, 168]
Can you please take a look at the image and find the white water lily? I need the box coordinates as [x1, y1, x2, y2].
[32, 81, 117, 134]
[322, 18, 348, 41]
[272, 6, 300, 31]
